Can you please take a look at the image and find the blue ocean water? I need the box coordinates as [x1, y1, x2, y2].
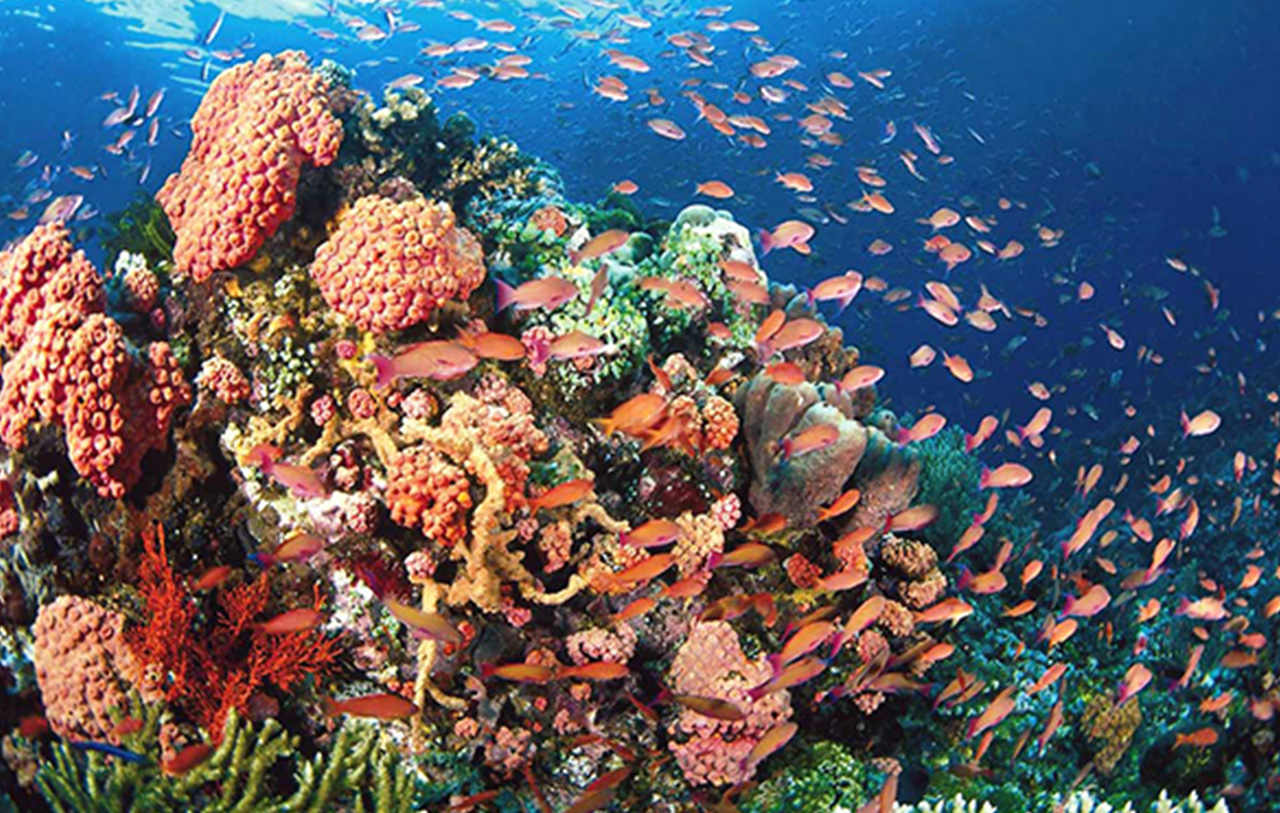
[1, 0, 1279, 809]
[3, 0, 1276, 429]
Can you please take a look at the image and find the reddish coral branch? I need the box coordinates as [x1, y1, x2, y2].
[126, 525, 340, 740]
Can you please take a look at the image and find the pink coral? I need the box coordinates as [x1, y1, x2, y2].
[441, 385, 547, 511]
[310, 195, 485, 333]
[0, 479, 16, 538]
[784, 553, 821, 589]
[565, 625, 637, 665]
[385, 444, 472, 546]
[710, 493, 741, 531]
[156, 51, 343, 281]
[673, 512, 725, 577]
[667, 621, 792, 786]
[196, 356, 251, 404]
[701, 395, 739, 451]
[0, 305, 190, 498]
[521, 326, 552, 377]
[537, 519, 572, 574]
[0, 222, 103, 353]
[121, 266, 159, 313]
[32, 596, 157, 741]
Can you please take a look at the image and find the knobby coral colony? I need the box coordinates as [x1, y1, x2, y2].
[0, 50, 1248, 813]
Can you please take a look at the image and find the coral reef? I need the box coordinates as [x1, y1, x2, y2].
[156, 51, 344, 281]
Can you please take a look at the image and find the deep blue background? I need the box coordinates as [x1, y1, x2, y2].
[1, 0, 1276, 440]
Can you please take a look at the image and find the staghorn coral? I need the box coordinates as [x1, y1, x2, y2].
[309, 195, 485, 333]
[156, 51, 344, 281]
[35, 707, 416, 813]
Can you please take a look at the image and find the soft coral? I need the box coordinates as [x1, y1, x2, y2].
[127, 525, 341, 740]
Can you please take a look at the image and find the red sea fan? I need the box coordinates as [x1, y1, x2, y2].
[127, 525, 341, 740]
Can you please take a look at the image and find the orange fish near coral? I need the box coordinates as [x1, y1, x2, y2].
[384, 598, 462, 644]
[325, 693, 419, 720]
[781, 424, 840, 460]
[529, 479, 594, 512]
[569, 229, 631, 265]
[980, 463, 1033, 490]
[368, 341, 478, 388]
[255, 608, 324, 635]
[247, 445, 329, 499]
[162, 743, 214, 776]
[495, 276, 579, 312]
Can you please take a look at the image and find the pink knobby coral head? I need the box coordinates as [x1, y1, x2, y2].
[385, 443, 473, 546]
[32, 596, 158, 741]
[310, 195, 485, 333]
[0, 221, 103, 352]
[156, 51, 343, 282]
[666, 620, 792, 786]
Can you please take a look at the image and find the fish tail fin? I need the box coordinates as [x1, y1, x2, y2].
[1179, 409, 1190, 437]
[368, 354, 394, 390]
[964, 433, 976, 452]
[758, 228, 774, 256]
[322, 696, 340, 717]
[978, 467, 991, 489]
[956, 566, 973, 592]
[706, 552, 723, 570]
[495, 279, 517, 312]
[804, 287, 815, 310]
[246, 443, 279, 470]
[766, 652, 782, 677]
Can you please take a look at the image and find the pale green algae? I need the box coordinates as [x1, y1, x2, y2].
[894, 789, 1228, 813]
[35, 706, 415, 813]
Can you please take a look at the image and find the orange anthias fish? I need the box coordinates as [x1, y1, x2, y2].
[529, 478, 595, 512]
[1173, 727, 1219, 749]
[558, 662, 631, 681]
[748, 655, 828, 699]
[368, 341, 478, 388]
[481, 662, 556, 684]
[247, 445, 329, 499]
[255, 608, 324, 635]
[325, 693, 419, 720]
[161, 743, 214, 776]
[980, 463, 1033, 489]
[569, 229, 631, 265]
[781, 424, 840, 460]
[495, 276, 580, 312]
[384, 597, 462, 644]
[620, 518, 684, 549]
[1115, 663, 1152, 704]
[967, 687, 1016, 740]
[816, 488, 861, 522]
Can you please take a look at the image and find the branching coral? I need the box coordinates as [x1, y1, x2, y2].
[126, 526, 340, 739]
[35, 708, 416, 813]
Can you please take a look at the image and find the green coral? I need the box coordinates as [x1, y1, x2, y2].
[741, 740, 877, 813]
[99, 193, 176, 268]
[913, 427, 984, 554]
[34, 707, 414, 813]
